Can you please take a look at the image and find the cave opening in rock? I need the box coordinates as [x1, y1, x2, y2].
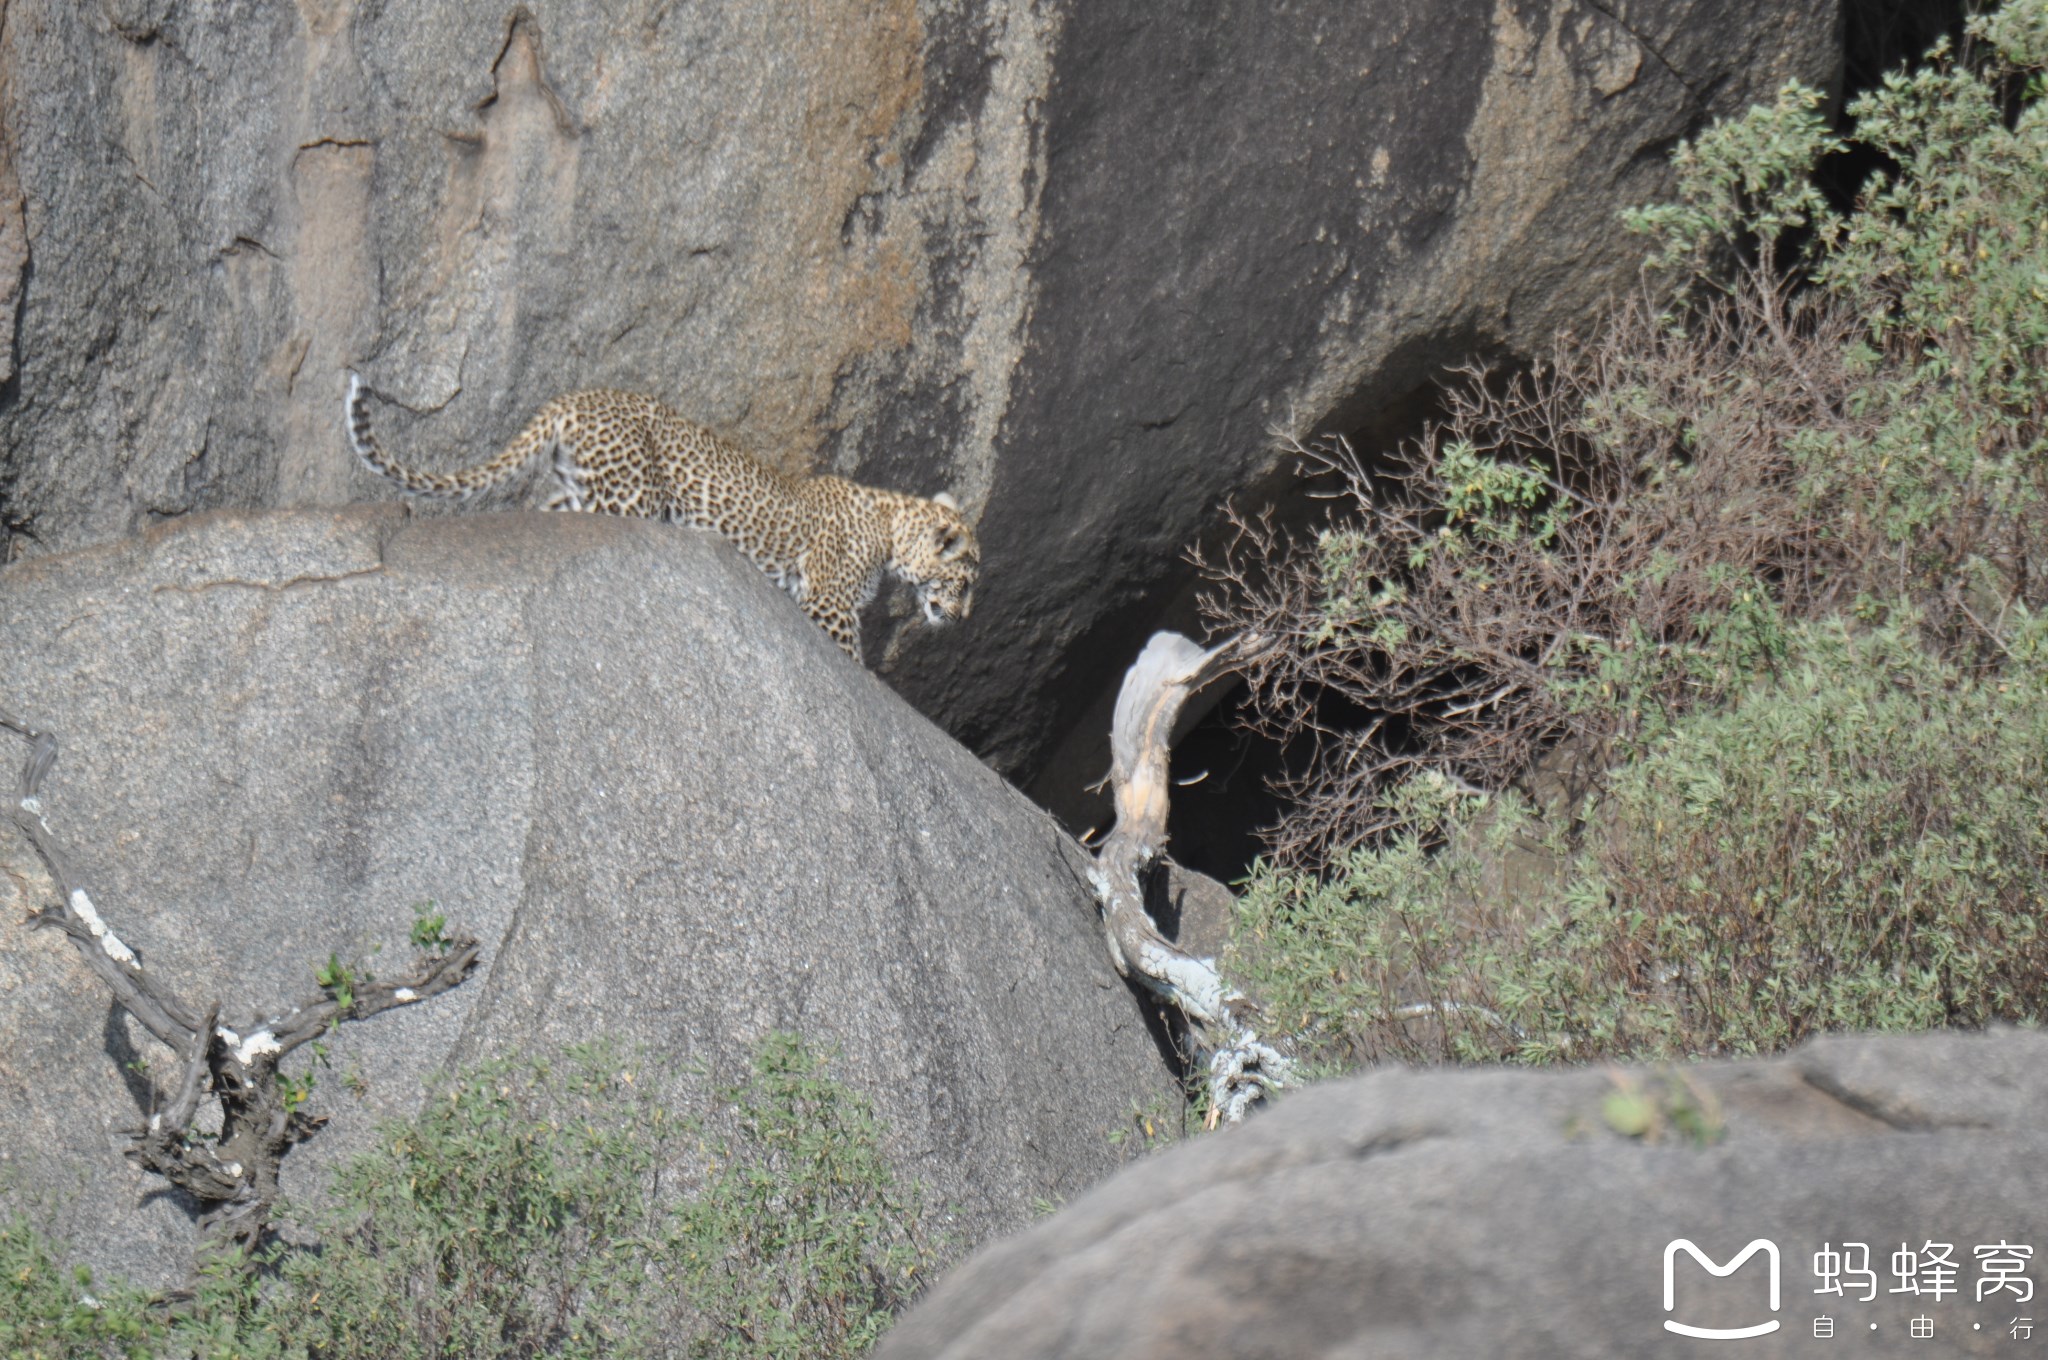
[1158, 366, 1475, 889]
[1044, 1, 1982, 893]
[1162, 675, 1380, 887]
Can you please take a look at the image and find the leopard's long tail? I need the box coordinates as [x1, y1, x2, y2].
[345, 372, 555, 500]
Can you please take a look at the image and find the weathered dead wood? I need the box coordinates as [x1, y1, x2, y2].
[1085, 633, 1295, 1125]
[0, 707, 479, 1275]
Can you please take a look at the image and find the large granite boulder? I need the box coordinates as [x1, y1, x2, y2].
[0, 0, 1838, 793]
[0, 505, 1176, 1289]
[881, 1029, 2048, 1358]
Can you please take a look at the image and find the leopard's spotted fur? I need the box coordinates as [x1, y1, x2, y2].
[345, 374, 977, 658]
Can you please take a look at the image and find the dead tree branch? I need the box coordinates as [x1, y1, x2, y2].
[1084, 632, 1296, 1125]
[0, 707, 479, 1277]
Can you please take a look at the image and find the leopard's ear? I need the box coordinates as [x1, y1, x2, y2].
[932, 491, 960, 512]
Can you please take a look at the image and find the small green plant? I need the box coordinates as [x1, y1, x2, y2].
[274, 1064, 317, 1114]
[0, 1213, 164, 1360]
[409, 901, 452, 955]
[1623, 80, 1845, 282]
[1599, 1069, 1724, 1147]
[311, 954, 359, 1013]
[1106, 1093, 1184, 1148]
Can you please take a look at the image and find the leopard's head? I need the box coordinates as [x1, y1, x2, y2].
[890, 492, 979, 628]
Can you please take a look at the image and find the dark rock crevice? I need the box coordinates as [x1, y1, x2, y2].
[944, 0, 1840, 873]
[1026, 0, 1987, 882]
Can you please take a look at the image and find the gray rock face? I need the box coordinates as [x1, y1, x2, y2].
[976, 0, 1846, 810]
[0, 506, 1175, 1289]
[0, 1, 1837, 791]
[880, 1029, 2048, 1359]
[0, 0, 1045, 576]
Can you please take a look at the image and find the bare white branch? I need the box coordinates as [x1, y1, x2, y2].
[1085, 631, 1297, 1123]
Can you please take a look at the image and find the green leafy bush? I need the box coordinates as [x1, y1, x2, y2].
[1238, 612, 2048, 1066]
[667, 1033, 930, 1360]
[0, 1036, 931, 1360]
[1230, 774, 1551, 1067]
[1215, 2, 2048, 1067]
[279, 1043, 688, 1360]
[1531, 614, 2048, 1059]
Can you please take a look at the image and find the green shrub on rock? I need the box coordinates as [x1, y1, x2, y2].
[0, 1036, 930, 1360]
[1217, 1, 2048, 1069]
[1232, 613, 2048, 1069]
[1528, 614, 2048, 1060]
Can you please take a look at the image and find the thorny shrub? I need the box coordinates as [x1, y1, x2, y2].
[1209, 3, 2048, 1065]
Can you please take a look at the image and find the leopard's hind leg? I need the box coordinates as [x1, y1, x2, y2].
[541, 428, 585, 511]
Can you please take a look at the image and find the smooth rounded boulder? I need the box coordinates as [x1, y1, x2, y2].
[0, 505, 1177, 1288]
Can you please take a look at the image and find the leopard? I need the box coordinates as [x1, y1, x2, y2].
[344, 373, 978, 660]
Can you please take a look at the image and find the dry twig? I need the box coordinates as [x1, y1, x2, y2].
[0, 708, 479, 1276]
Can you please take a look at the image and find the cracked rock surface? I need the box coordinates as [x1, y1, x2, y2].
[0, 0, 1837, 794]
[879, 1028, 2048, 1359]
[0, 506, 1176, 1289]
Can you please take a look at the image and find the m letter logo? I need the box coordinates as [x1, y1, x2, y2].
[1663, 1238, 1782, 1339]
